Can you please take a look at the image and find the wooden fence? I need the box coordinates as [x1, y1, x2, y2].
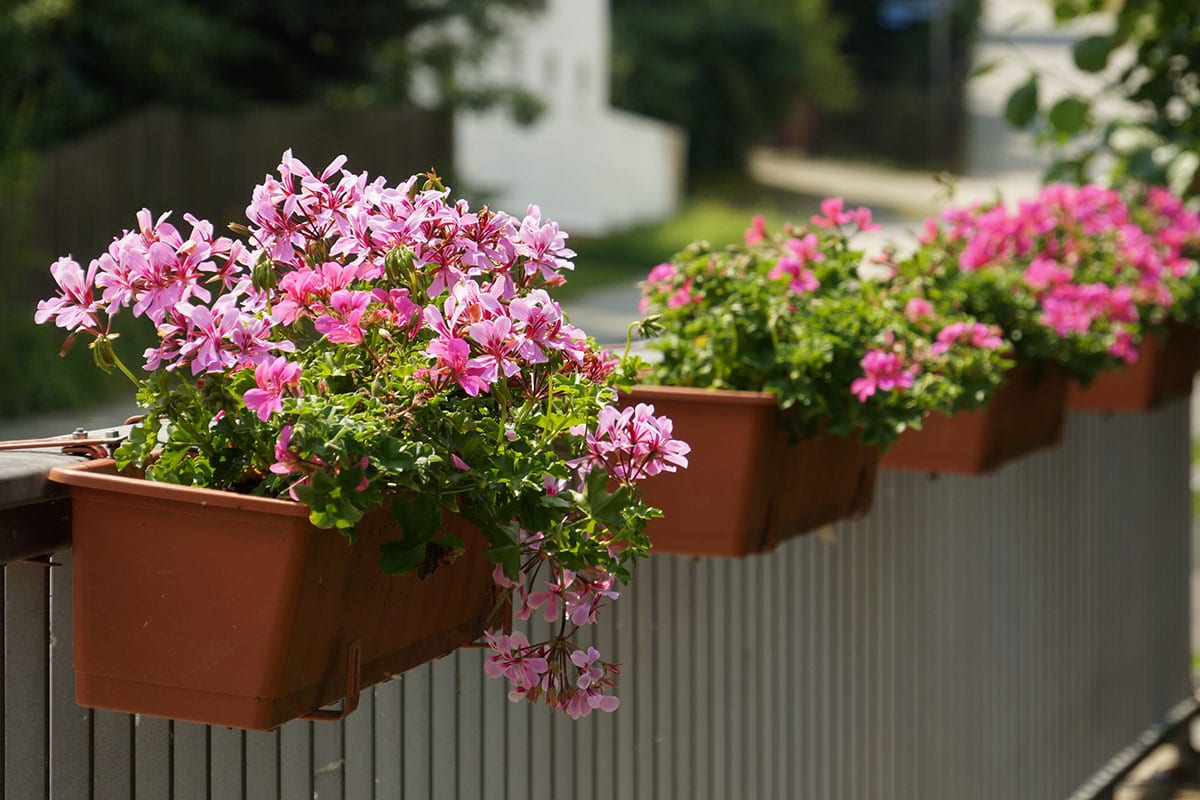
[0, 404, 1193, 799]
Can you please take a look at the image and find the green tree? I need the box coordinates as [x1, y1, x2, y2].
[1003, 0, 1200, 199]
[1, 0, 540, 152]
[610, 0, 858, 170]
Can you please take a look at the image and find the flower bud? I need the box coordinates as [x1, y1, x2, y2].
[305, 238, 328, 268]
[636, 315, 664, 339]
[252, 254, 279, 292]
[89, 334, 120, 373]
[385, 246, 416, 284]
[420, 171, 446, 193]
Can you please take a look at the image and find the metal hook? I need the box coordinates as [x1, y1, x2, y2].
[298, 639, 364, 723]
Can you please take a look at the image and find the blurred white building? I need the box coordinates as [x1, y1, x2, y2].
[454, 0, 686, 235]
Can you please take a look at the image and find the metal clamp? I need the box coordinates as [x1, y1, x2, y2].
[299, 640, 364, 723]
[0, 427, 127, 458]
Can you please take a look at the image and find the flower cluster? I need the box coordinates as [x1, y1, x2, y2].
[35, 151, 689, 717]
[904, 183, 1200, 381]
[572, 403, 691, 482]
[485, 537, 627, 717]
[851, 349, 917, 402]
[636, 204, 1013, 448]
[479, 403, 687, 718]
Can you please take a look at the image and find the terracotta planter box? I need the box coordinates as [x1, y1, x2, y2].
[625, 386, 779, 556]
[879, 365, 1067, 475]
[49, 459, 497, 731]
[625, 386, 879, 556]
[764, 431, 878, 550]
[1068, 324, 1200, 412]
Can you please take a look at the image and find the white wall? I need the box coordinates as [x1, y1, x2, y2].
[455, 0, 686, 236]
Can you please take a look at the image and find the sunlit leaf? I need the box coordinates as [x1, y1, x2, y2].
[1047, 96, 1090, 136]
[1073, 35, 1113, 72]
[1005, 77, 1040, 128]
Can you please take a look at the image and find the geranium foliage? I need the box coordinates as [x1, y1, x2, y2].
[635, 200, 1012, 448]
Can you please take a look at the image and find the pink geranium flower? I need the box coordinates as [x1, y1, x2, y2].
[514, 204, 576, 283]
[313, 288, 372, 344]
[571, 403, 691, 483]
[468, 315, 523, 383]
[851, 349, 918, 402]
[929, 322, 1005, 356]
[483, 631, 548, 690]
[744, 214, 767, 245]
[811, 196, 854, 228]
[424, 334, 490, 396]
[243, 356, 303, 421]
[904, 297, 934, 322]
[769, 234, 824, 294]
[35, 257, 104, 332]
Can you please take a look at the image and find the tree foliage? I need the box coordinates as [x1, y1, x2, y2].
[0, 0, 539, 152]
[610, 0, 858, 170]
[1003, 0, 1200, 199]
[0, 0, 543, 416]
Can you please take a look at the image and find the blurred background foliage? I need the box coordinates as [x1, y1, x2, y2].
[611, 0, 982, 172]
[0, 0, 539, 152]
[813, 0, 982, 169]
[1003, 0, 1200, 201]
[0, 0, 540, 418]
[610, 0, 858, 171]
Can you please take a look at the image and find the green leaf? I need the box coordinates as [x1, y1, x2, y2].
[435, 533, 465, 552]
[390, 494, 443, 542]
[1047, 96, 1090, 136]
[1005, 77, 1040, 128]
[1073, 35, 1113, 72]
[582, 468, 636, 532]
[379, 538, 426, 574]
[1052, 1, 1079, 22]
[487, 539, 522, 582]
[540, 494, 573, 510]
[376, 436, 416, 472]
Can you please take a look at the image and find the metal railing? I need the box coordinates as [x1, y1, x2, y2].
[0, 405, 1192, 799]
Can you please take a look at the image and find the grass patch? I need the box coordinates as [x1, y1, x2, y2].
[560, 175, 825, 300]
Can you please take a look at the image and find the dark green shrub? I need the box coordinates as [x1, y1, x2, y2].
[811, 0, 983, 169]
[611, 1, 857, 170]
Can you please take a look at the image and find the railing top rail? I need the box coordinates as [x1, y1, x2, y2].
[0, 423, 129, 563]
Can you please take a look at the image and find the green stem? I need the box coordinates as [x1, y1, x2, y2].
[110, 351, 142, 389]
[622, 321, 639, 363]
